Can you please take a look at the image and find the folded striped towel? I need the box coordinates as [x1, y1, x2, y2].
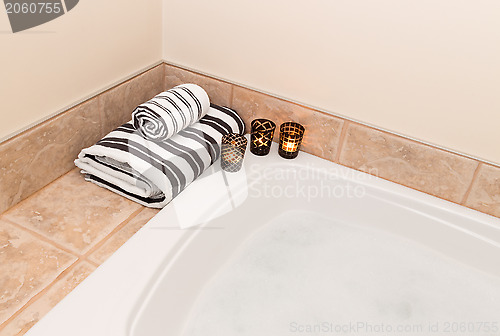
[74, 104, 245, 208]
[132, 84, 210, 142]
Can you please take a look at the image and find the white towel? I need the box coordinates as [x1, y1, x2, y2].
[75, 105, 245, 208]
[132, 84, 210, 141]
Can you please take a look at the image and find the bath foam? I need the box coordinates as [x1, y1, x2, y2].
[183, 210, 500, 336]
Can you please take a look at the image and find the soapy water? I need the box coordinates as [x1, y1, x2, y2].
[183, 211, 500, 335]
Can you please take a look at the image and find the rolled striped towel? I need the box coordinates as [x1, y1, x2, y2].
[132, 83, 210, 142]
[75, 104, 245, 208]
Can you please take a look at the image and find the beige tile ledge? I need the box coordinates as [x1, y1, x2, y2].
[0, 170, 150, 335]
[0, 219, 77, 327]
[465, 164, 500, 217]
[338, 122, 479, 204]
[2, 169, 143, 255]
[88, 207, 160, 265]
[0, 97, 101, 214]
[0, 261, 95, 335]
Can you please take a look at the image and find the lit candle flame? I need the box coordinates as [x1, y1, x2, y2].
[282, 141, 298, 152]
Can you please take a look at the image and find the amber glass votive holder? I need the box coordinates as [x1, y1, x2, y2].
[250, 119, 276, 156]
[278, 122, 305, 159]
[221, 133, 248, 172]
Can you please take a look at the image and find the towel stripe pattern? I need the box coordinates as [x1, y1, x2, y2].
[75, 105, 244, 208]
[132, 84, 210, 142]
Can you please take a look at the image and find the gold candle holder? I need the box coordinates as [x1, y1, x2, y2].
[250, 119, 276, 156]
[279, 122, 305, 159]
[221, 133, 248, 172]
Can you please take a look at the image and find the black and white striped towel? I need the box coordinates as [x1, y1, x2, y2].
[132, 84, 210, 141]
[74, 104, 245, 208]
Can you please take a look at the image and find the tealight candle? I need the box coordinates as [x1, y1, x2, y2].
[250, 119, 276, 156]
[221, 133, 248, 172]
[278, 122, 305, 159]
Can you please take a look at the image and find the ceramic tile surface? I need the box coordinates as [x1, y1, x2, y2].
[0, 98, 101, 214]
[0, 219, 76, 326]
[164, 64, 233, 107]
[3, 169, 142, 254]
[232, 86, 344, 161]
[339, 123, 478, 203]
[1, 261, 95, 335]
[89, 208, 159, 264]
[100, 65, 164, 135]
[465, 164, 500, 217]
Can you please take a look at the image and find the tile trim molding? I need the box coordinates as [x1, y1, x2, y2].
[0, 61, 499, 218]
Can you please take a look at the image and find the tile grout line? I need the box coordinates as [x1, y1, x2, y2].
[97, 94, 104, 139]
[230, 84, 236, 110]
[2, 217, 79, 257]
[460, 162, 482, 205]
[80, 257, 100, 268]
[0, 259, 81, 332]
[334, 120, 350, 163]
[228, 84, 234, 108]
[163, 62, 167, 91]
[82, 207, 145, 261]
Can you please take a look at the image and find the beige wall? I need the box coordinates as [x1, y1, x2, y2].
[0, 0, 162, 141]
[162, 0, 500, 164]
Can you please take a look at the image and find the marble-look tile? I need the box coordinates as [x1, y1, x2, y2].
[89, 208, 159, 265]
[100, 65, 164, 135]
[1, 261, 95, 335]
[3, 169, 142, 255]
[231, 86, 345, 161]
[339, 123, 478, 203]
[0, 219, 76, 326]
[164, 64, 233, 107]
[465, 164, 500, 218]
[0, 98, 101, 214]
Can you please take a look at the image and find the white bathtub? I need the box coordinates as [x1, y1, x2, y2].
[27, 143, 500, 336]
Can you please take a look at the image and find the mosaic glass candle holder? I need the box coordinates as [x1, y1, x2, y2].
[250, 119, 276, 156]
[278, 122, 305, 159]
[221, 133, 248, 172]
